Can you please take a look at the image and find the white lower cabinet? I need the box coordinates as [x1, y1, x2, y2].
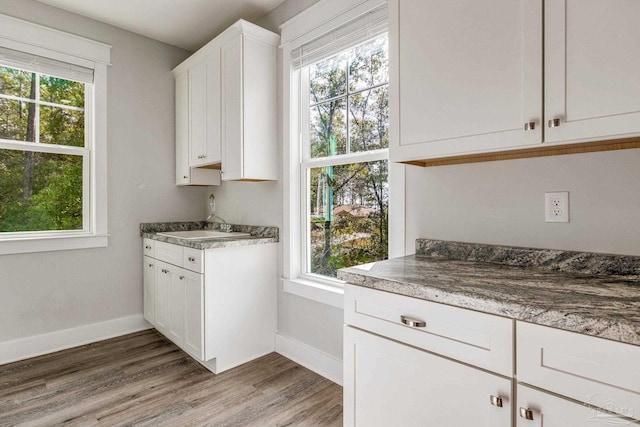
[143, 238, 276, 373]
[344, 326, 512, 427]
[343, 284, 640, 425]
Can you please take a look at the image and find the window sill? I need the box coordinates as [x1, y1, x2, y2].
[282, 276, 345, 309]
[0, 233, 109, 255]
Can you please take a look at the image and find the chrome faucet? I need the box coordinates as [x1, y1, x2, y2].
[206, 194, 231, 232]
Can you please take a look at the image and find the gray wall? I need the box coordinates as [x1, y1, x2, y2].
[0, 0, 208, 343]
[405, 148, 640, 256]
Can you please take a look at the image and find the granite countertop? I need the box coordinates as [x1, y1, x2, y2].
[140, 221, 278, 249]
[337, 239, 640, 346]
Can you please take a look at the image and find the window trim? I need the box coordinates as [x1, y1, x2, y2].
[280, 0, 405, 305]
[0, 13, 111, 255]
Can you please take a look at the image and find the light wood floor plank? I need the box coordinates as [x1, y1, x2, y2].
[0, 330, 343, 427]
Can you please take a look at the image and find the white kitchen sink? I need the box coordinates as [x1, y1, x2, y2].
[156, 230, 251, 240]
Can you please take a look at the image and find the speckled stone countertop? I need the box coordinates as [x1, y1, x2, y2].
[337, 239, 640, 346]
[140, 221, 278, 249]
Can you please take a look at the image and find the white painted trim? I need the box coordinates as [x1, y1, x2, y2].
[0, 315, 152, 366]
[0, 13, 111, 65]
[275, 332, 343, 385]
[0, 234, 108, 255]
[282, 277, 345, 309]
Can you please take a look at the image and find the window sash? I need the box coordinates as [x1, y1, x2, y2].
[0, 66, 93, 235]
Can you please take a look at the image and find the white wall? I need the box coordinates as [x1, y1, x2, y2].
[405, 148, 640, 256]
[0, 0, 208, 345]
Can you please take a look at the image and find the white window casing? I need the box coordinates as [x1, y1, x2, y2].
[0, 13, 111, 255]
[280, 0, 405, 306]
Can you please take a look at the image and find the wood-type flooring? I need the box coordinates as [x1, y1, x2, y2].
[0, 330, 342, 427]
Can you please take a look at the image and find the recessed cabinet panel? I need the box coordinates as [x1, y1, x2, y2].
[545, 0, 640, 143]
[188, 62, 208, 166]
[344, 326, 512, 427]
[391, 0, 542, 162]
[143, 256, 155, 324]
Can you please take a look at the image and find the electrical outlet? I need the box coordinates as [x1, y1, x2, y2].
[545, 192, 569, 223]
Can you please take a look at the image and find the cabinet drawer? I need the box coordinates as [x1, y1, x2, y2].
[183, 247, 203, 273]
[517, 321, 640, 420]
[143, 238, 155, 258]
[344, 284, 513, 376]
[154, 241, 184, 267]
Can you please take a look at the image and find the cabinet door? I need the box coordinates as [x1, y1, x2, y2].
[189, 55, 222, 167]
[155, 263, 171, 335]
[168, 268, 185, 346]
[517, 385, 635, 426]
[221, 35, 244, 181]
[344, 326, 512, 427]
[390, 0, 542, 162]
[184, 271, 204, 360]
[545, 0, 640, 143]
[143, 256, 156, 325]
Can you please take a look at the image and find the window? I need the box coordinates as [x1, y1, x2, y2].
[301, 35, 389, 278]
[0, 14, 110, 254]
[281, 0, 402, 306]
[0, 62, 89, 233]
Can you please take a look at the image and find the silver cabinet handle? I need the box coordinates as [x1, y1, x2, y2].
[145, 245, 151, 250]
[148, 263, 154, 267]
[490, 395, 503, 407]
[183, 175, 188, 179]
[519, 407, 534, 420]
[162, 269, 169, 274]
[188, 257, 196, 262]
[524, 121, 536, 131]
[179, 275, 185, 280]
[400, 315, 427, 328]
[548, 118, 560, 128]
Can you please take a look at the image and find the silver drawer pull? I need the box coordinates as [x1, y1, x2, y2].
[145, 245, 151, 250]
[148, 263, 154, 267]
[400, 315, 426, 328]
[179, 276, 185, 280]
[524, 121, 535, 131]
[519, 407, 534, 420]
[162, 269, 169, 274]
[490, 395, 503, 407]
[188, 256, 196, 262]
[548, 118, 560, 128]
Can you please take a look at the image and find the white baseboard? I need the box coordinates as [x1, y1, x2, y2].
[275, 332, 343, 386]
[0, 314, 152, 366]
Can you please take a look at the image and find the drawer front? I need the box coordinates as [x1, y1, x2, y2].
[517, 321, 640, 420]
[344, 284, 513, 376]
[143, 238, 155, 258]
[154, 241, 183, 267]
[516, 384, 634, 427]
[183, 247, 203, 273]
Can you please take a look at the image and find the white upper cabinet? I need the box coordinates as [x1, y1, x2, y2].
[544, 0, 640, 143]
[390, 0, 543, 163]
[390, 0, 640, 164]
[172, 20, 279, 184]
[220, 26, 279, 181]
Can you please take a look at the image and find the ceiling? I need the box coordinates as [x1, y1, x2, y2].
[36, 0, 286, 51]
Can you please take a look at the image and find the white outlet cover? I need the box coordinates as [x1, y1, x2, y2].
[545, 192, 569, 223]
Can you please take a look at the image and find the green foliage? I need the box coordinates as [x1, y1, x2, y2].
[0, 67, 85, 233]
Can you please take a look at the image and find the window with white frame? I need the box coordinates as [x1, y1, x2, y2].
[0, 14, 110, 254]
[295, 8, 389, 279]
[0, 52, 90, 234]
